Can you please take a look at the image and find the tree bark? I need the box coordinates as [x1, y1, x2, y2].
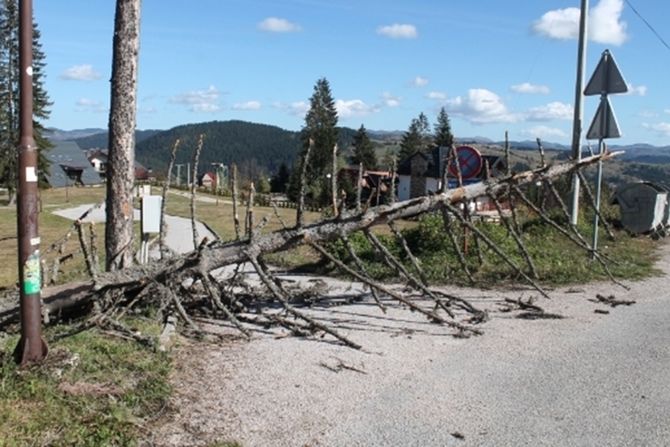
[105, 0, 141, 271]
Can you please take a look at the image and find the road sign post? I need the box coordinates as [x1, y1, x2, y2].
[569, 0, 589, 226]
[584, 50, 627, 258]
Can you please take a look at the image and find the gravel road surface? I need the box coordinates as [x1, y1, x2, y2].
[149, 244, 670, 447]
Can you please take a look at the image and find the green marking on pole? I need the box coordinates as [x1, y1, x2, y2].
[23, 251, 41, 295]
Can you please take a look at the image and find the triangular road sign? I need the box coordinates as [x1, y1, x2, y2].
[584, 50, 628, 96]
[586, 97, 621, 140]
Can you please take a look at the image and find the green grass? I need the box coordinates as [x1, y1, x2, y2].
[0, 321, 170, 447]
[0, 186, 326, 288]
[324, 210, 660, 287]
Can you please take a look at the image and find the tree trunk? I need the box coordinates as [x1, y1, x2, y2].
[105, 0, 141, 271]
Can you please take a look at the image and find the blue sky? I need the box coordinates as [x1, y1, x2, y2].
[35, 0, 670, 145]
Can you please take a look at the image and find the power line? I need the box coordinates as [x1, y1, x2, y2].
[625, 0, 670, 52]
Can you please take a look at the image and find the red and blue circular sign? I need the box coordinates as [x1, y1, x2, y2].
[448, 145, 483, 180]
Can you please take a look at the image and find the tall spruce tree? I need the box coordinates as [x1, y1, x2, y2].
[434, 107, 454, 148]
[270, 162, 290, 193]
[398, 112, 431, 161]
[0, 0, 51, 204]
[351, 124, 377, 170]
[290, 77, 339, 205]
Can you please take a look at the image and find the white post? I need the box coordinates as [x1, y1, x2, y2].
[570, 0, 589, 225]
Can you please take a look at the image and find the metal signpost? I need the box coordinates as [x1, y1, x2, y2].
[14, 0, 48, 365]
[569, 0, 589, 226]
[584, 49, 627, 257]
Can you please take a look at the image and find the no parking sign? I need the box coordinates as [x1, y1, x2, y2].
[448, 145, 483, 180]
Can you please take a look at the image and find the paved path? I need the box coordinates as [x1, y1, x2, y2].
[152, 243, 670, 447]
[52, 203, 216, 255]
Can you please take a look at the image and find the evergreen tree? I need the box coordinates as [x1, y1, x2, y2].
[434, 107, 454, 148]
[398, 112, 431, 161]
[0, 0, 51, 204]
[290, 77, 339, 204]
[351, 124, 377, 170]
[270, 162, 290, 193]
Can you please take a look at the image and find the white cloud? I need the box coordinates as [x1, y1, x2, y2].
[638, 110, 657, 118]
[377, 23, 418, 39]
[335, 99, 380, 119]
[527, 101, 573, 121]
[532, 0, 628, 45]
[511, 82, 550, 95]
[233, 100, 262, 111]
[411, 76, 429, 87]
[532, 7, 580, 40]
[274, 101, 310, 117]
[60, 64, 102, 81]
[590, 0, 628, 45]
[642, 122, 670, 137]
[521, 125, 569, 140]
[426, 91, 447, 100]
[75, 98, 106, 113]
[446, 89, 517, 124]
[138, 106, 157, 114]
[258, 17, 301, 33]
[381, 92, 401, 108]
[625, 83, 647, 96]
[170, 85, 221, 113]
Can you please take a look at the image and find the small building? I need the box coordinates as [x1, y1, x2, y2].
[86, 148, 151, 181]
[87, 148, 108, 175]
[338, 166, 393, 205]
[198, 172, 217, 189]
[396, 146, 508, 218]
[397, 146, 508, 201]
[397, 147, 449, 201]
[46, 141, 103, 187]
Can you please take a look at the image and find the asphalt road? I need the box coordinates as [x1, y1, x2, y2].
[154, 245, 670, 447]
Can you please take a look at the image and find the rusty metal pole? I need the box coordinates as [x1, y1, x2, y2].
[14, 0, 48, 365]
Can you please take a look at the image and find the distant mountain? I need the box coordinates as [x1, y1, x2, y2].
[73, 129, 162, 149]
[49, 121, 670, 182]
[45, 128, 106, 141]
[368, 130, 404, 141]
[132, 120, 358, 175]
[501, 140, 570, 151]
[135, 120, 299, 174]
[609, 143, 670, 163]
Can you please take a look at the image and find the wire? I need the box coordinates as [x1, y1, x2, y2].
[625, 0, 670, 52]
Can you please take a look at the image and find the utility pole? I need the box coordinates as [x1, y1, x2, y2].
[569, 0, 589, 225]
[186, 162, 191, 186]
[175, 163, 183, 187]
[14, 0, 47, 365]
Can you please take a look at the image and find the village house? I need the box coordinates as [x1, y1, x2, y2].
[85, 148, 151, 181]
[198, 172, 217, 190]
[396, 145, 508, 216]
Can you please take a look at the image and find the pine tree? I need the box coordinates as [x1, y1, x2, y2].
[398, 112, 431, 161]
[290, 77, 339, 205]
[351, 124, 377, 170]
[270, 162, 290, 193]
[0, 0, 51, 204]
[434, 107, 454, 148]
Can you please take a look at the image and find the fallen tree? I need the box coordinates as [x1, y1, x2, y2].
[0, 150, 623, 348]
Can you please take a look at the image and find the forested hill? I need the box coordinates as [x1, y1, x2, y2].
[74, 129, 161, 149]
[134, 120, 357, 175]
